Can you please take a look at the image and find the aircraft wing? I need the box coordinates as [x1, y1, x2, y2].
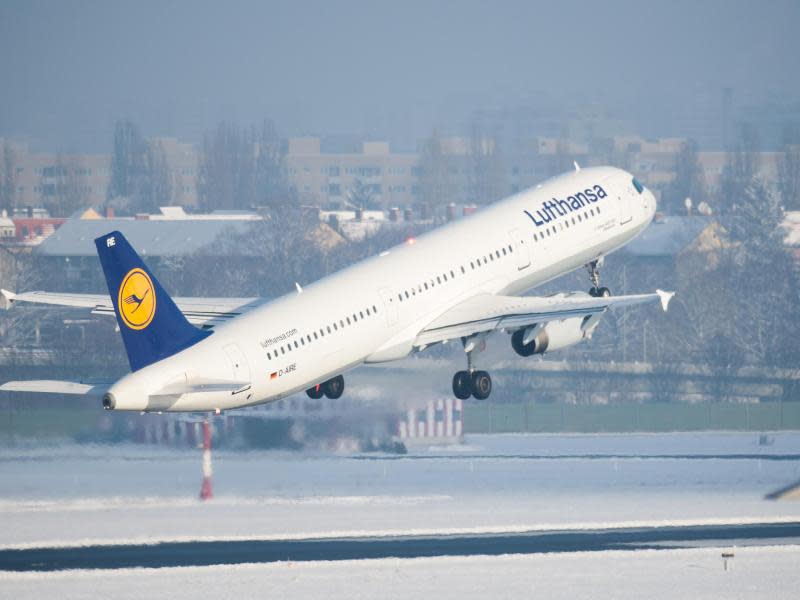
[0, 289, 261, 328]
[415, 289, 674, 347]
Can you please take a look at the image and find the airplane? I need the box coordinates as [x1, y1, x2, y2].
[0, 166, 674, 412]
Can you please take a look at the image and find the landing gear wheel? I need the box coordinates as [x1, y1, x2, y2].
[511, 329, 536, 357]
[306, 384, 324, 399]
[471, 371, 492, 400]
[323, 375, 344, 399]
[597, 286, 611, 298]
[452, 370, 472, 400]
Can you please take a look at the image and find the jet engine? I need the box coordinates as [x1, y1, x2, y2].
[511, 317, 591, 356]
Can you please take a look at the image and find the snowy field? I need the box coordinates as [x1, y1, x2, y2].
[1, 547, 799, 600]
[1, 432, 799, 597]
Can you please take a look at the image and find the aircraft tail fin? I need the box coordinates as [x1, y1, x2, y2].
[94, 231, 211, 371]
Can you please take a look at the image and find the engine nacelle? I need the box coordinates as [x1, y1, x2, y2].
[511, 317, 589, 356]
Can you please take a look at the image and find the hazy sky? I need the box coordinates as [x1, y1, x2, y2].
[2, 0, 799, 151]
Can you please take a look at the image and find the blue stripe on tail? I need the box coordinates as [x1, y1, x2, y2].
[94, 231, 211, 371]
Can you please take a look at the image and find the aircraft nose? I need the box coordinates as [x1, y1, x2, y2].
[645, 189, 657, 219]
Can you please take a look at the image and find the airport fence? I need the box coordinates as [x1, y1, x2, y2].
[464, 401, 800, 434]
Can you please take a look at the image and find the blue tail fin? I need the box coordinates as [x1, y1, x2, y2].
[94, 231, 211, 371]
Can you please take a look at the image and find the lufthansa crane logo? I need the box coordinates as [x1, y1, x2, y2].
[118, 268, 156, 330]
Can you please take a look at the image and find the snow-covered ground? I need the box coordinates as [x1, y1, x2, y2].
[1, 546, 798, 600]
[1, 432, 799, 548]
[2, 433, 799, 598]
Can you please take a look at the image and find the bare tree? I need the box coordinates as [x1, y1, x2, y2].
[41, 155, 89, 217]
[129, 140, 172, 214]
[108, 120, 147, 201]
[468, 121, 506, 204]
[0, 141, 16, 215]
[418, 130, 452, 209]
[347, 178, 378, 210]
[718, 123, 760, 212]
[253, 120, 290, 210]
[662, 139, 707, 215]
[778, 141, 800, 211]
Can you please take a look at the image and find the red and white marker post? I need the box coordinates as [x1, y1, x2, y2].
[199, 417, 213, 500]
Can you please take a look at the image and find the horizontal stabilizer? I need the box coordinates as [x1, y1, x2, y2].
[1, 288, 260, 328]
[0, 380, 112, 395]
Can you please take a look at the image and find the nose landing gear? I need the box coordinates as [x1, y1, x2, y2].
[586, 259, 611, 297]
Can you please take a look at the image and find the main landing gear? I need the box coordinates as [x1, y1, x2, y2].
[306, 374, 344, 400]
[452, 336, 492, 401]
[586, 259, 611, 298]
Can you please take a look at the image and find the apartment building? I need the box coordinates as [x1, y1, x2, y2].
[284, 137, 419, 207]
[1, 137, 199, 211]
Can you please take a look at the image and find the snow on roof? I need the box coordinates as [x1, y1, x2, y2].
[622, 216, 712, 257]
[36, 219, 252, 257]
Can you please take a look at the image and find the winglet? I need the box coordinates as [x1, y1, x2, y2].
[573, 161, 581, 172]
[656, 289, 675, 312]
[0, 289, 16, 310]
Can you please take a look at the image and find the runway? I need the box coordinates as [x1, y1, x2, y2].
[2, 521, 799, 572]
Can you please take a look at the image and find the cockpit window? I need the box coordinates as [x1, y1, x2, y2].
[632, 177, 644, 194]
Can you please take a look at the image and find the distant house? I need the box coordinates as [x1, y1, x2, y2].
[619, 215, 722, 289]
[0, 211, 15, 241]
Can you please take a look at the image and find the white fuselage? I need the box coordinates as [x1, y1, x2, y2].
[107, 166, 656, 411]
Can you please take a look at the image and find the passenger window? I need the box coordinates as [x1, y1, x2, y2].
[373, 305, 377, 312]
[502, 248, 507, 256]
[347, 316, 351, 324]
[360, 311, 364, 319]
[333, 323, 338, 331]
[314, 332, 318, 340]
[267, 352, 272, 359]
[470, 262, 475, 269]
[451, 270, 455, 277]
[294, 340, 299, 348]
[508, 245, 513, 252]
[437, 276, 442, 284]
[353, 313, 358, 321]
[281, 347, 285, 355]
[461, 266, 465, 274]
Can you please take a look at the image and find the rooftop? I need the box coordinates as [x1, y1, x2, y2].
[622, 216, 712, 257]
[37, 219, 252, 257]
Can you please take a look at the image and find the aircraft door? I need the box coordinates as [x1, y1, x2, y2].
[509, 229, 531, 270]
[379, 288, 398, 326]
[224, 343, 250, 382]
[618, 191, 634, 225]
